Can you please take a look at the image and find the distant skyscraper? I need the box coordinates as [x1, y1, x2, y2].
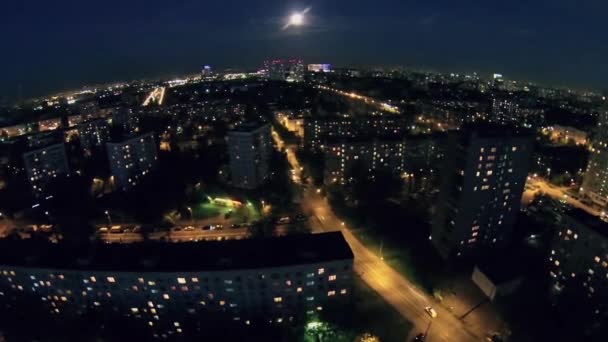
[201, 65, 213, 76]
[264, 59, 304, 82]
[227, 122, 271, 189]
[107, 133, 158, 191]
[432, 124, 533, 258]
[581, 105, 608, 206]
[307, 64, 332, 73]
[23, 143, 70, 195]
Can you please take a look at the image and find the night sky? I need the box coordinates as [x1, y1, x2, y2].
[2, 0, 607, 100]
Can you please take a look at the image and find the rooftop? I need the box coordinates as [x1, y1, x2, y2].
[230, 121, 269, 133]
[0, 232, 353, 272]
[566, 207, 608, 239]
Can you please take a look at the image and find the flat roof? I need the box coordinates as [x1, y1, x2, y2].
[566, 207, 608, 239]
[230, 121, 269, 133]
[0, 232, 353, 273]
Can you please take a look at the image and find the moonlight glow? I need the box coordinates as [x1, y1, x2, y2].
[289, 13, 304, 26]
[283, 8, 310, 29]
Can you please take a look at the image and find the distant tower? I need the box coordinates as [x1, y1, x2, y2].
[227, 122, 272, 189]
[432, 124, 533, 259]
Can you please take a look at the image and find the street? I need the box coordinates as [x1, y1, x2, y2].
[273, 130, 486, 341]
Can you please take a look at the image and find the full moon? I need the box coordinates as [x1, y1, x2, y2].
[289, 13, 304, 26]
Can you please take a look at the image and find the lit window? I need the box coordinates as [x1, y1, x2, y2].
[328, 275, 337, 281]
[327, 290, 336, 296]
[90, 276, 97, 283]
[318, 268, 325, 275]
[340, 289, 347, 295]
[274, 297, 282, 303]
[219, 300, 226, 306]
[191, 277, 199, 283]
[163, 294, 170, 300]
[297, 287, 303, 293]
[177, 277, 186, 284]
[107, 277, 116, 283]
[131, 307, 139, 313]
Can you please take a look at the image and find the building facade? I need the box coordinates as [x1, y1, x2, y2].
[548, 208, 608, 336]
[264, 59, 304, 82]
[580, 105, 608, 206]
[106, 133, 158, 191]
[324, 139, 405, 185]
[303, 116, 405, 150]
[431, 125, 533, 258]
[0, 232, 353, 335]
[22, 143, 70, 195]
[227, 123, 271, 189]
[77, 118, 109, 148]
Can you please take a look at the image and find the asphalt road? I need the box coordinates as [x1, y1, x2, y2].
[273, 130, 486, 341]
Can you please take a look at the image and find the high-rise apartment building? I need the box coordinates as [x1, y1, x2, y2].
[548, 207, 608, 337]
[0, 232, 353, 336]
[23, 143, 70, 195]
[324, 139, 405, 185]
[227, 122, 272, 189]
[581, 105, 608, 206]
[77, 118, 109, 148]
[432, 125, 533, 258]
[107, 133, 158, 191]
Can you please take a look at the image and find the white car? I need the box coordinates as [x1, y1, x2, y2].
[424, 306, 438, 318]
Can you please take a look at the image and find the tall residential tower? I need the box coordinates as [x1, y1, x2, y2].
[431, 125, 533, 258]
[580, 105, 608, 207]
[227, 122, 272, 189]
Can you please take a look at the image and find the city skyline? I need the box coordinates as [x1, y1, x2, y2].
[2, 0, 608, 102]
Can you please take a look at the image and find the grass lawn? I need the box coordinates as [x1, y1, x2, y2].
[191, 201, 261, 222]
[312, 276, 413, 342]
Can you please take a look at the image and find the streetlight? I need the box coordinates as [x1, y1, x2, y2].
[379, 240, 384, 261]
[187, 207, 193, 225]
[105, 210, 112, 226]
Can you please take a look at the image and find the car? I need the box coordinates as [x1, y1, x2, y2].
[202, 225, 211, 231]
[424, 306, 438, 318]
[39, 224, 53, 232]
[276, 216, 291, 225]
[183, 226, 196, 231]
[98, 227, 109, 233]
[110, 226, 123, 234]
[231, 223, 240, 229]
[214, 224, 224, 230]
[413, 333, 426, 341]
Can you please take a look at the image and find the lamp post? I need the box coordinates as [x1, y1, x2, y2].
[105, 210, 112, 226]
[187, 207, 193, 225]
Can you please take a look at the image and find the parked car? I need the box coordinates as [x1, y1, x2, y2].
[424, 306, 438, 318]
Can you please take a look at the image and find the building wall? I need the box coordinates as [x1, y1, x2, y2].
[471, 266, 497, 300]
[0, 258, 353, 330]
[107, 133, 158, 191]
[227, 124, 271, 189]
[432, 129, 533, 258]
[548, 214, 608, 327]
[77, 119, 109, 148]
[581, 106, 608, 206]
[22, 143, 70, 194]
[324, 139, 405, 185]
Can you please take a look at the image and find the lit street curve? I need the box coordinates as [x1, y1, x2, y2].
[273, 130, 485, 341]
